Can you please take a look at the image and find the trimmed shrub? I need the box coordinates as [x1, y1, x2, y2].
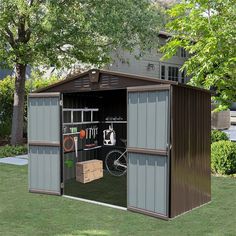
[0, 145, 27, 158]
[211, 130, 229, 143]
[211, 140, 236, 175]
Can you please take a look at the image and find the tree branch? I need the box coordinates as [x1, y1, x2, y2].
[29, 0, 34, 7]
[25, 28, 31, 43]
[4, 26, 16, 47]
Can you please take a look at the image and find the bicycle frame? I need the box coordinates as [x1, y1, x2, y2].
[115, 150, 127, 169]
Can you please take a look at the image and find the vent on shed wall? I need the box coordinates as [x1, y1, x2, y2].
[74, 76, 90, 89]
[100, 75, 119, 88]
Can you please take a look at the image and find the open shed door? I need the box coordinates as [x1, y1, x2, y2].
[127, 85, 170, 219]
[28, 93, 61, 195]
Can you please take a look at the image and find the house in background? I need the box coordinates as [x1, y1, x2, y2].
[106, 31, 189, 83]
[0, 68, 13, 80]
[0, 66, 31, 80]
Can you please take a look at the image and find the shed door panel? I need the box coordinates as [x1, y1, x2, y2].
[29, 146, 60, 194]
[28, 93, 61, 195]
[128, 90, 169, 150]
[28, 95, 60, 144]
[128, 153, 168, 216]
[127, 86, 170, 218]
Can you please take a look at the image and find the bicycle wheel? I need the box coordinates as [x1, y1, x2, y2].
[105, 149, 127, 177]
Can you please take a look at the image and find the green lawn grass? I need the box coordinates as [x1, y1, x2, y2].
[0, 164, 236, 236]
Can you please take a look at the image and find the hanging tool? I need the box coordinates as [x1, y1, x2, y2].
[79, 129, 86, 139]
[74, 136, 78, 158]
[92, 127, 96, 139]
[63, 135, 75, 152]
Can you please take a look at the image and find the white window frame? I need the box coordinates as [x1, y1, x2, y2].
[160, 63, 186, 83]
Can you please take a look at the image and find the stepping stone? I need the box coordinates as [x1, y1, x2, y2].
[16, 154, 28, 159]
[0, 157, 28, 166]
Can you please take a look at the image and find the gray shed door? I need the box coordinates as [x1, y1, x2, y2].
[127, 85, 170, 218]
[28, 93, 61, 195]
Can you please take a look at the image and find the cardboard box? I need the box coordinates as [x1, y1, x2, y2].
[76, 160, 103, 183]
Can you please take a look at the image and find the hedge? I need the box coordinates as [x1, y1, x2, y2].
[211, 130, 229, 143]
[211, 140, 236, 175]
[0, 145, 27, 158]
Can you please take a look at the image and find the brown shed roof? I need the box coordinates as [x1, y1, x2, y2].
[35, 69, 210, 94]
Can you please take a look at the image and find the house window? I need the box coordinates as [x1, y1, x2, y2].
[181, 48, 187, 58]
[168, 67, 179, 81]
[181, 70, 185, 83]
[161, 65, 165, 80]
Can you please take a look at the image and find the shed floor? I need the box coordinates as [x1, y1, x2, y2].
[64, 171, 127, 207]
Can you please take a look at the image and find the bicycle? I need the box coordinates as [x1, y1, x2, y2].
[105, 139, 127, 177]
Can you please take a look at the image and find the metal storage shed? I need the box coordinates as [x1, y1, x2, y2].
[28, 69, 211, 220]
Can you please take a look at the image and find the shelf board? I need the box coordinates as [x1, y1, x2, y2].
[101, 121, 127, 124]
[63, 132, 80, 136]
[63, 108, 99, 112]
[63, 121, 99, 125]
[82, 145, 102, 151]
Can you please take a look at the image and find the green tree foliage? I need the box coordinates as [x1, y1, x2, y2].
[0, 0, 163, 144]
[161, 0, 236, 110]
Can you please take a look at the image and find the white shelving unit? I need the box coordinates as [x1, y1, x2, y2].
[63, 108, 99, 126]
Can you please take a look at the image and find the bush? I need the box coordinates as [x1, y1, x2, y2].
[0, 145, 27, 158]
[211, 130, 229, 143]
[211, 140, 236, 175]
[0, 77, 14, 138]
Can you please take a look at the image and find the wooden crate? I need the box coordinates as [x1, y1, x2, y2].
[76, 159, 103, 183]
[76, 169, 103, 183]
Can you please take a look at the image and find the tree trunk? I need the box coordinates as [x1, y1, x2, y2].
[11, 63, 26, 146]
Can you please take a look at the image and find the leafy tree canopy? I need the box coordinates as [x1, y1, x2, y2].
[161, 0, 236, 110]
[0, 0, 162, 69]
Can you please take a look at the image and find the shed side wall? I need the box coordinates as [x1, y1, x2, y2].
[170, 85, 211, 218]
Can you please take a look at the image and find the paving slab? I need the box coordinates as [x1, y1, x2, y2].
[0, 157, 28, 165]
[223, 125, 236, 141]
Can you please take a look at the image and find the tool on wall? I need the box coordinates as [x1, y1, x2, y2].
[85, 126, 98, 140]
[79, 129, 86, 139]
[63, 128, 86, 153]
[63, 135, 75, 152]
[74, 136, 78, 158]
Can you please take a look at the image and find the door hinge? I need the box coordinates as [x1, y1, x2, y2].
[60, 182, 64, 188]
[60, 100, 63, 106]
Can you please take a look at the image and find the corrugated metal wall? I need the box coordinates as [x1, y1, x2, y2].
[128, 153, 168, 216]
[28, 94, 61, 195]
[170, 85, 211, 218]
[128, 90, 169, 150]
